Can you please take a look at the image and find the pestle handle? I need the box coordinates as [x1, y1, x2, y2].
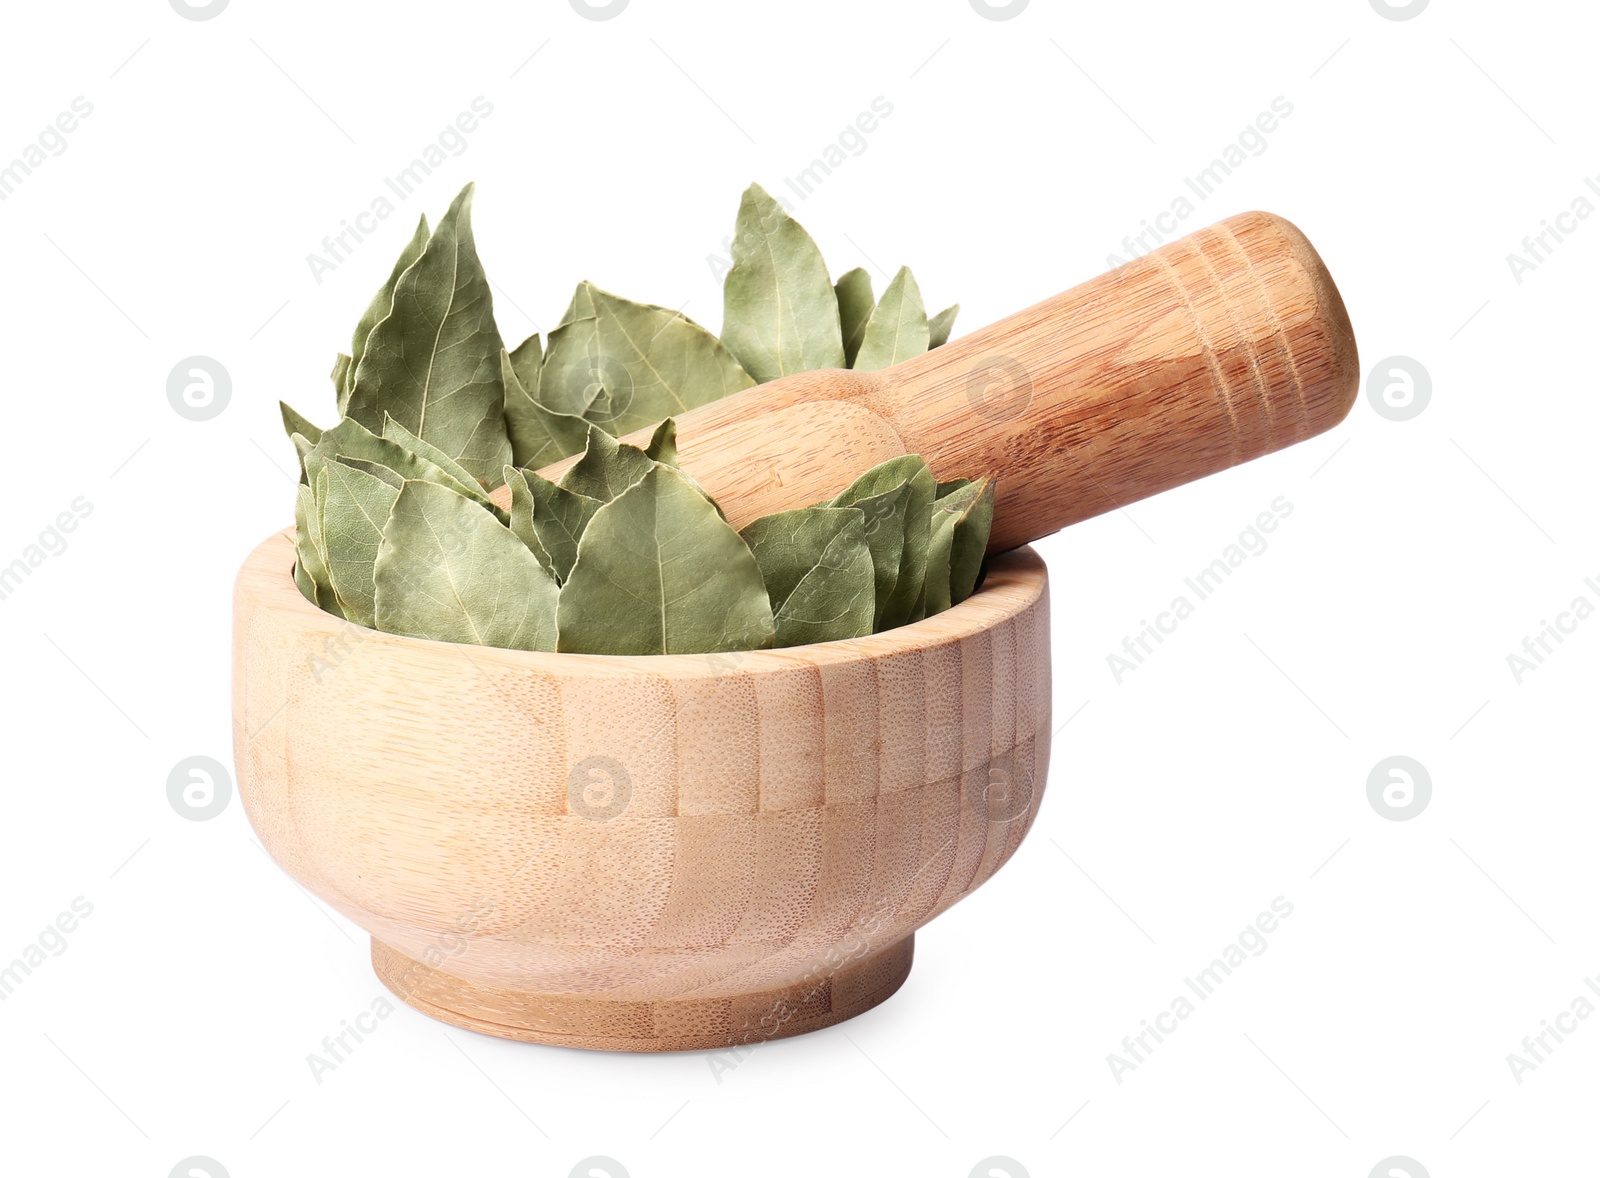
[538, 211, 1360, 552]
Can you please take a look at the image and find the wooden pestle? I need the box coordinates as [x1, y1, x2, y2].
[531, 211, 1359, 553]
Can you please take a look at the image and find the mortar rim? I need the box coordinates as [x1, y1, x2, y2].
[235, 528, 1049, 681]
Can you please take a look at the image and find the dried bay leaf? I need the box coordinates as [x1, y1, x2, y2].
[640, 416, 725, 517]
[560, 424, 655, 504]
[508, 330, 543, 397]
[293, 479, 341, 617]
[557, 465, 774, 655]
[885, 462, 936, 627]
[721, 183, 845, 381]
[645, 418, 677, 466]
[927, 303, 960, 349]
[289, 180, 990, 657]
[541, 282, 755, 436]
[921, 477, 992, 617]
[289, 432, 316, 482]
[347, 214, 429, 412]
[830, 474, 911, 627]
[309, 418, 495, 513]
[946, 476, 995, 605]
[373, 479, 557, 651]
[320, 459, 401, 628]
[501, 350, 591, 471]
[504, 467, 557, 580]
[381, 414, 491, 497]
[740, 506, 862, 615]
[740, 506, 874, 645]
[337, 456, 404, 490]
[853, 266, 930, 372]
[829, 455, 934, 628]
[835, 267, 875, 368]
[772, 525, 876, 645]
[347, 185, 511, 486]
[533, 316, 607, 419]
[558, 280, 597, 328]
[292, 550, 320, 608]
[504, 465, 602, 583]
[281, 402, 325, 446]
[330, 355, 352, 414]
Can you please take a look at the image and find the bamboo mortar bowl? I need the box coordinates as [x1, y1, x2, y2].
[234, 212, 1358, 1051]
[234, 529, 1050, 1052]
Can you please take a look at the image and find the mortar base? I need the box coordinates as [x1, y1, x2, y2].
[371, 935, 914, 1052]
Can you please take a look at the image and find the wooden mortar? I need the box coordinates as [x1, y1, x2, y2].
[236, 536, 1048, 1050]
[235, 210, 1356, 1050]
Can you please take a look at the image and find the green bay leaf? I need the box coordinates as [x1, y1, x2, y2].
[921, 478, 990, 617]
[773, 524, 875, 645]
[740, 506, 874, 645]
[946, 475, 995, 605]
[831, 483, 909, 628]
[560, 424, 655, 503]
[373, 479, 557, 651]
[541, 282, 755, 435]
[927, 303, 960, 349]
[505, 467, 557, 580]
[557, 464, 775, 655]
[293, 479, 341, 616]
[557, 280, 597, 329]
[293, 551, 319, 607]
[321, 459, 401, 628]
[309, 418, 497, 514]
[381, 414, 492, 497]
[289, 432, 316, 482]
[835, 267, 875, 368]
[853, 266, 930, 372]
[534, 315, 607, 419]
[508, 330, 543, 396]
[740, 505, 861, 613]
[349, 214, 430, 403]
[337, 456, 404, 489]
[281, 401, 324, 447]
[501, 350, 591, 471]
[503, 466, 601, 583]
[347, 185, 511, 486]
[721, 183, 845, 382]
[331, 355, 352, 415]
[645, 418, 677, 466]
[887, 462, 936, 626]
[829, 455, 935, 629]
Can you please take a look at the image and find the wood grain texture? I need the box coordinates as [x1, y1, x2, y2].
[517, 210, 1359, 552]
[234, 531, 1050, 1051]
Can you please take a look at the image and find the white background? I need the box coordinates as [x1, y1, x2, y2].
[1, 0, 1594, 1175]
